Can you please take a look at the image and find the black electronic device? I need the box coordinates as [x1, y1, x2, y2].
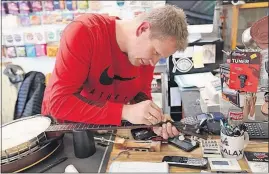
[162, 156, 208, 169]
[131, 128, 158, 140]
[168, 137, 199, 152]
[244, 122, 268, 139]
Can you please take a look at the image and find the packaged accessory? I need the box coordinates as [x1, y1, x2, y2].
[16, 46, 26, 57]
[229, 50, 261, 92]
[31, 1, 42, 12]
[6, 47, 17, 58]
[25, 45, 36, 57]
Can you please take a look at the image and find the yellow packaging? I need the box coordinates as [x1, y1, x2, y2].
[47, 44, 59, 57]
[77, 0, 88, 9]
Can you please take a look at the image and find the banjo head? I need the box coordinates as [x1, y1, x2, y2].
[1, 115, 51, 158]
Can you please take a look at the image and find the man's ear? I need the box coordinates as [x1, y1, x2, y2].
[136, 21, 151, 37]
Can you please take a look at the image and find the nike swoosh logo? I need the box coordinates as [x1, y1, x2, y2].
[99, 66, 136, 85]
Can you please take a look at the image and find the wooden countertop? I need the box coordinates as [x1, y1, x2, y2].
[106, 129, 268, 173]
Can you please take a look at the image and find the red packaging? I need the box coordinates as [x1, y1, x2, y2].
[229, 51, 261, 93]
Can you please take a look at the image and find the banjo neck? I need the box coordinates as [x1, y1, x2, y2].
[45, 120, 208, 139]
[45, 120, 155, 133]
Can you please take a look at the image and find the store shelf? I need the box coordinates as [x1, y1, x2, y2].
[2, 56, 56, 75]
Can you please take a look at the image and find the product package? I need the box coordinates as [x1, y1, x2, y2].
[30, 13, 41, 25]
[13, 32, 24, 46]
[25, 45, 36, 57]
[16, 46, 26, 57]
[42, 14, 52, 24]
[35, 44, 47, 57]
[66, 0, 77, 10]
[56, 28, 64, 41]
[89, 1, 102, 11]
[62, 13, 74, 24]
[229, 51, 261, 93]
[50, 13, 63, 24]
[20, 15, 31, 26]
[34, 31, 46, 44]
[77, 1, 88, 10]
[4, 34, 14, 46]
[53, 0, 61, 10]
[6, 46, 17, 58]
[31, 1, 42, 12]
[45, 29, 57, 42]
[7, 2, 19, 15]
[24, 32, 35, 44]
[53, 0, 65, 10]
[47, 43, 59, 57]
[18, 1, 31, 14]
[220, 64, 242, 108]
[59, 0, 65, 10]
[44, 1, 54, 11]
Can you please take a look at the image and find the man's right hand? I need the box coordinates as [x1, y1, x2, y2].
[122, 100, 164, 125]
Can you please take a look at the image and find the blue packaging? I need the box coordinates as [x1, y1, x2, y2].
[53, 0, 60, 10]
[25, 45, 36, 57]
[66, 0, 73, 10]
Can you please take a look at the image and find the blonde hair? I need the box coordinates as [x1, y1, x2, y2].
[137, 4, 189, 51]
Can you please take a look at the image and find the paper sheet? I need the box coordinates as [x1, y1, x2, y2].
[192, 46, 204, 68]
[203, 44, 216, 64]
[170, 87, 181, 106]
[109, 161, 169, 173]
[174, 72, 216, 88]
[172, 47, 194, 59]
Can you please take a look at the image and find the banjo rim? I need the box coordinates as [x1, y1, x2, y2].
[1, 115, 51, 160]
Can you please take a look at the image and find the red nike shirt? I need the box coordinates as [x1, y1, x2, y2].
[42, 14, 154, 125]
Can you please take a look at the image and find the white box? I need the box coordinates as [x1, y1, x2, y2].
[200, 89, 221, 113]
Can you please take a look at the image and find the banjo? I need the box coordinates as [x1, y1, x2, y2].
[1, 116, 63, 173]
[1, 114, 208, 172]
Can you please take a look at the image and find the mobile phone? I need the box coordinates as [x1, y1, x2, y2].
[168, 137, 199, 152]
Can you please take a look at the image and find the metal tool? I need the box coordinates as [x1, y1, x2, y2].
[94, 137, 115, 143]
[112, 150, 130, 161]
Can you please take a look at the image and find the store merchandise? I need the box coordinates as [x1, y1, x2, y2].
[47, 43, 59, 57]
[35, 44, 47, 57]
[6, 47, 17, 58]
[16, 46, 26, 57]
[25, 45, 37, 57]
[18, 1, 31, 14]
[13, 32, 25, 46]
[229, 50, 261, 93]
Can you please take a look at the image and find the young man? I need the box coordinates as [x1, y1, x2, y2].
[42, 5, 188, 139]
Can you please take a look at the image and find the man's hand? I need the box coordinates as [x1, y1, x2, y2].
[152, 115, 180, 139]
[122, 100, 164, 125]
